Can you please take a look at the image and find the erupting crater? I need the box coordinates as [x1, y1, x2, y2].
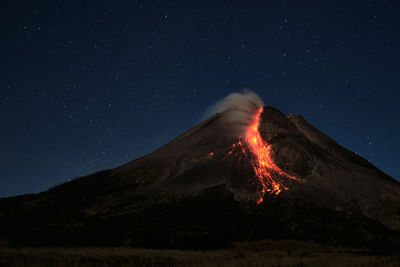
[211, 107, 297, 204]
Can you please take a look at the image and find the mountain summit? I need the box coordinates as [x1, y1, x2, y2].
[1, 92, 400, 249]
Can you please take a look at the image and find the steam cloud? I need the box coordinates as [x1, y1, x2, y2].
[206, 91, 264, 135]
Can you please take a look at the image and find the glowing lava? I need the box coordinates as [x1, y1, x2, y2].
[219, 107, 297, 204]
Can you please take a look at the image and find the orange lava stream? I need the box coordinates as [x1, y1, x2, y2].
[219, 107, 297, 204]
[244, 107, 296, 204]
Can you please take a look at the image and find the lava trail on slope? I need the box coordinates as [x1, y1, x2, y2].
[210, 107, 297, 204]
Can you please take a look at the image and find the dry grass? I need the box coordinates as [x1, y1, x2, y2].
[1, 240, 400, 266]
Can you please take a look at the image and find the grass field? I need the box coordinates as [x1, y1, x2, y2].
[1, 240, 400, 266]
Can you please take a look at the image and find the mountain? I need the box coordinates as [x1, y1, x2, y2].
[1, 101, 400, 251]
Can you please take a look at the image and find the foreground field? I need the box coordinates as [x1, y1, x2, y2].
[1, 240, 400, 267]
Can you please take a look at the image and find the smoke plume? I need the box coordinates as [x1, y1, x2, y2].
[206, 91, 264, 135]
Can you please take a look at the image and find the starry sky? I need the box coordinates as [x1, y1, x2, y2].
[1, 1, 399, 197]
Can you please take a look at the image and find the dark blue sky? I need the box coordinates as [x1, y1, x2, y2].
[1, 1, 399, 197]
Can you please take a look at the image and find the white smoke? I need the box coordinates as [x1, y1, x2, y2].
[205, 90, 264, 135]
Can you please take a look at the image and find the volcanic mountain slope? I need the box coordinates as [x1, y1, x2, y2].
[1, 99, 400, 250]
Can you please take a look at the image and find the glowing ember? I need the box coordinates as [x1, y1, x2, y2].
[212, 107, 297, 204]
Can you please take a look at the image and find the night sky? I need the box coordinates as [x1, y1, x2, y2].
[1, 1, 399, 197]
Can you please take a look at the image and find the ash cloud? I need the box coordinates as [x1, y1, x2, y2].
[205, 91, 264, 135]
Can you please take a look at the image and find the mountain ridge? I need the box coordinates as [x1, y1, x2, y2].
[1, 105, 400, 250]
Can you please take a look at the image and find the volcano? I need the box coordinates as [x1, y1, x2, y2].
[1, 93, 400, 250]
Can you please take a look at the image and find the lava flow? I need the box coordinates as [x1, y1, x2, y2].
[218, 107, 297, 204]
